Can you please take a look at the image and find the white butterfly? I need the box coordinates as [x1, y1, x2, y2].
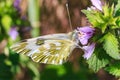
[10, 30, 82, 65]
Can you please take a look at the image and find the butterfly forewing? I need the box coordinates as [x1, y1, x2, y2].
[10, 32, 78, 65]
[31, 39, 76, 64]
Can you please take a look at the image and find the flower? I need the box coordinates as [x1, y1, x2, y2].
[90, 0, 102, 11]
[77, 26, 95, 45]
[13, 0, 21, 11]
[9, 27, 18, 40]
[87, 6, 96, 11]
[82, 43, 95, 59]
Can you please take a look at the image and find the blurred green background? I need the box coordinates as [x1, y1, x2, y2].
[0, 0, 118, 80]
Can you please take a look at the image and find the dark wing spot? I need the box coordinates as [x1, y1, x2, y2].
[21, 39, 27, 42]
[36, 39, 45, 45]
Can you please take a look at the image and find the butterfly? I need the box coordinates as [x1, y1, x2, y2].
[10, 30, 83, 65]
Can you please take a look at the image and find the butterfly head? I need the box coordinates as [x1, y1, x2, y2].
[68, 30, 78, 42]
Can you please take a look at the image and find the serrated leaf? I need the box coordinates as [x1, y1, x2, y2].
[101, 24, 107, 33]
[103, 4, 114, 18]
[105, 61, 120, 77]
[103, 33, 120, 59]
[87, 47, 109, 72]
[82, 10, 105, 27]
[81, 10, 97, 26]
[82, 9, 108, 33]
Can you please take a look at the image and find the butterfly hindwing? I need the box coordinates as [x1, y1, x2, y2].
[11, 33, 77, 65]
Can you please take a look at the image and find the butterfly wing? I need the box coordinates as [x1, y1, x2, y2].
[10, 33, 77, 65]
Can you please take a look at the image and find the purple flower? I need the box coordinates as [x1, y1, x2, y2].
[13, 0, 21, 11]
[90, 0, 102, 11]
[9, 27, 18, 40]
[77, 26, 95, 45]
[83, 43, 95, 59]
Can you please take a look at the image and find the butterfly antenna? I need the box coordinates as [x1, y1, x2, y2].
[66, 2, 73, 31]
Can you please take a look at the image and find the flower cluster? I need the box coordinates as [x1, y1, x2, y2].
[78, 0, 120, 63]
[77, 0, 102, 59]
[77, 0, 119, 59]
[77, 26, 95, 59]
[77, 27, 95, 45]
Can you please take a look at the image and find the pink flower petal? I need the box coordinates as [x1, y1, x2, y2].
[90, 0, 102, 11]
[77, 26, 95, 45]
[9, 27, 18, 40]
[83, 43, 95, 59]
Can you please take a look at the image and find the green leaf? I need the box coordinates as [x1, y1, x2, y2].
[0, 25, 8, 42]
[103, 4, 114, 18]
[46, 65, 66, 77]
[115, 29, 120, 43]
[103, 33, 120, 59]
[82, 5, 118, 33]
[82, 9, 108, 33]
[0, 54, 13, 80]
[105, 61, 120, 77]
[115, 0, 120, 17]
[1, 15, 12, 32]
[101, 23, 107, 33]
[27, 62, 40, 80]
[82, 10, 105, 27]
[116, 17, 120, 27]
[87, 47, 109, 72]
